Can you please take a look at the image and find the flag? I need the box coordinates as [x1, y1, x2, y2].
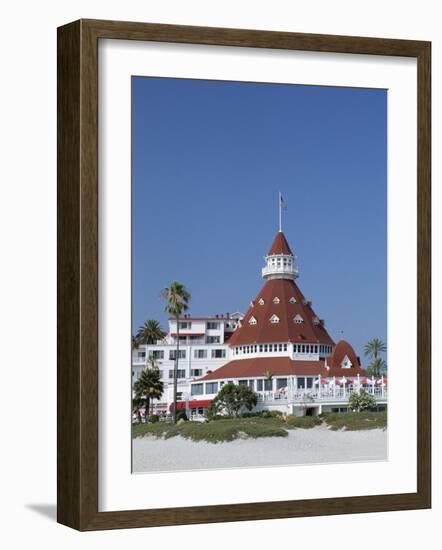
[280, 194, 287, 210]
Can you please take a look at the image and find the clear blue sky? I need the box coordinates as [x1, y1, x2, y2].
[132, 77, 387, 365]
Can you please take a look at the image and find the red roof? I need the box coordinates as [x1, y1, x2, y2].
[200, 357, 328, 381]
[228, 278, 334, 346]
[325, 340, 365, 376]
[268, 231, 293, 256]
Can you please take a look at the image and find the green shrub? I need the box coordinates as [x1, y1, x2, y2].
[148, 414, 160, 423]
[176, 410, 188, 422]
[348, 389, 377, 412]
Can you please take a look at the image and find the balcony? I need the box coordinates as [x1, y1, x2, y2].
[257, 386, 388, 404]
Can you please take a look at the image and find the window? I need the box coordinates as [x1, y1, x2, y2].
[259, 345, 263, 352]
[169, 350, 186, 360]
[169, 369, 186, 379]
[298, 378, 305, 389]
[283, 344, 287, 351]
[149, 350, 164, 360]
[137, 351, 146, 359]
[293, 314, 303, 323]
[157, 370, 163, 379]
[194, 349, 207, 359]
[276, 378, 288, 389]
[258, 298, 265, 305]
[264, 344, 268, 352]
[207, 322, 220, 330]
[248, 316, 257, 325]
[270, 314, 280, 324]
[206, 336, 220, 344]
[278, 344, 282, 351]
[205, 382, 218, 394]
[179, 321, 192, 329]
[312, 316, 320, 325]
[289, 297, 297, 304]
[257, 380, 263, 391]
[273, 297, 280, 304]
[306, 377, 313, 389]
[191, 369, 203, 377]
[211, 349, 226, 359]
[264, 379, 273, 391]
[191, 383, 204, 396]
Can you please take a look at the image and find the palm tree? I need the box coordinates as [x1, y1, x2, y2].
[363, 338, 387, 360]
[135, 319, 165, 345]
[161, 281, 191, 423]
[133, 367, 164, 420]
[132, 335, 139, 350]
[366, 357, 387, 377]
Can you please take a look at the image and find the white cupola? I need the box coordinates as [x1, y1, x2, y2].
[262, 231, 299, 281]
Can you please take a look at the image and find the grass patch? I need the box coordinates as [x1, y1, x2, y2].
[133, 417, 288, 443]
[322, 411, 387, 431]
[132, 411, 387, 442]
[285, 416, 323, 429]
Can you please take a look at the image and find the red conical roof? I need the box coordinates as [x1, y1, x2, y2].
[267, 231, 293, 256]
[228, 278, 335, 346]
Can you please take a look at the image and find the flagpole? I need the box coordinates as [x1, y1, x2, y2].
[278, 191, 282, 232]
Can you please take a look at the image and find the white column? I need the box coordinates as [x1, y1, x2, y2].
[333, 377, 336, 397]
[381, 375, 384, 397]
[318, 374, 322, 398]
[357, 373, 360, 394]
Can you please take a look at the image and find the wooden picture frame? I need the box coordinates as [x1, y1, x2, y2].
[57, 19, 431, 531]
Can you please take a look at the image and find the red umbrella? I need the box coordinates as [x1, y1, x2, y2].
[359, 377, 368, 384]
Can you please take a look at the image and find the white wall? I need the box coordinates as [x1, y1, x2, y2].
[0, 0, 440, 548]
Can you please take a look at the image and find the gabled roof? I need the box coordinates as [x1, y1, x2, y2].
[325, 340, 364, 376]
[200, 357, 327, 381]
[228, 278, 335, 346]
[267, 231, 293, 256]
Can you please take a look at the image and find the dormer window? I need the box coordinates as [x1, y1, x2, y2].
[258, 298, 265, 305]
[302, 299, 308, 305]
[250, 300, 254, 307]
[312, 316, 320, 325]
[249, 316, 257, 325]
[289, 297, 297, 304]
[273, 297, 280, 304]
[269, 314, 280, 324]
[341, 355, 353, 369]
[293, 314, 303, 324]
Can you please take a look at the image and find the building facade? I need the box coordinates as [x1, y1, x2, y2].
[132, 231, 387, 419]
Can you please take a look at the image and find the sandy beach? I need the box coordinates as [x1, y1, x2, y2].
[133, 425, 387, 473]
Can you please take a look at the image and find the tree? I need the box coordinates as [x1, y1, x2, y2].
[364, 338, 387, 361]
[135, 319, 165, 346]
[132, 335, 139, 350]
[349, 389, 377, 412]
[133, 367, 164, 420]
[366, 357, 387, 377]
[161, 281, 191, 424]
[209, 382, 258, 418]
[132, 396, 144, 423]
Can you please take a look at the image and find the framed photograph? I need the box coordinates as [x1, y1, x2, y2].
[57, 19, 431, 530]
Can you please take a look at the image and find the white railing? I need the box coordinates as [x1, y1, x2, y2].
[257, 386, 388, 403]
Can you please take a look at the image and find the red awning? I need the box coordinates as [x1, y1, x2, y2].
[170, 399, 212, 411]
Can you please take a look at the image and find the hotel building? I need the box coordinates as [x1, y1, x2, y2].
[132, 231, 387, 418]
